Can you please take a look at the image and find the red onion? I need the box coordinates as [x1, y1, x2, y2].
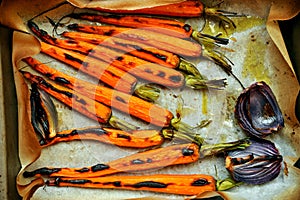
[235, 81, 284, 138]
[225, 138, 282, 185]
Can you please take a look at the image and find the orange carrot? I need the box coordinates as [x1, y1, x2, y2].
[23, 57, 174, 127]
[43, 126, 163, 148]
[46, 174, 216, 196]
[22, 71, 112, 124]
[93, 0, 205, 17]
[61, 30, 180, 69]
[62, 17, 202, 57]
[39, 40, 137, 93]
[23, 143, 200, 178]
[64, 24, 232, 74]
[63, 12, 229, 45]
[23, 139, 249, 178]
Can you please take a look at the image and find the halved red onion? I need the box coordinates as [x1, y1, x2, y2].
[225, 138, 282, 185]
[235, 81, 284, 138]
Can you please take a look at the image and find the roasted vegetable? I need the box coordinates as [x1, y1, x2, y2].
[235, 81, 284, 138]
[65, 23, 233, 75]
[23, 139, 250, 178]
[23, 57, 174, 127]
[39, 40, 137, 93]
[92, 0, 237, 29]
[62, 12, 229, 45]
[30, 83, 58, 144]
[46, 174, 216, 196]
[28, 21, 226, 90]
[43, 126, 164, 148]
[23, 71, 112, 124]
[225, 138, 283, 185]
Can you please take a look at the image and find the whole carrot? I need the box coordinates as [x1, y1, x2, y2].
[28, 21, 226, 89]
[65, 23, 232, 75]
[43, 126, 164, 148]
[23, 139, 250, 178]
[46, 174, 216, 196]
[23, 57, 174, 127]
[61, 12, 229, 45]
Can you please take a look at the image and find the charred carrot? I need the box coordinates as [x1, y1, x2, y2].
[39, 40, 137, 93]
[61, 12, 229, 45]
[28, 22, 226, 89]
[43, 126, 163, 148]
[23, 57, 174, 127]
[22, 71, 112, 124]
[23, 139, 250, 178]
[65, 24, 232, 74]
[61, 30, 202, 76]
[60, 28, 180, 69]
[46, 174, 216, 196]
[40, 40, 185, 89]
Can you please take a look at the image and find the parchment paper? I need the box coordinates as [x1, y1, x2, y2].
[0, 0, 299, 199]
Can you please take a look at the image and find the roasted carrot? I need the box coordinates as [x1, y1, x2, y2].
[43, 126, 164, 148]
[93, 0, 205, 18]
[40, 40, 185, 89]
[61, 27, 180, 69]
[60, 16, 202, 58]
[23, 139, 250, 178]
[62, 12, 229, 45]
[23, 57, 174, 127]
[39, 40, 137, 93]
[65, 24, 232, 74]
[46, 174, 216, 196]
[22, 71, 112, 124]
[61, 30, 202, 76]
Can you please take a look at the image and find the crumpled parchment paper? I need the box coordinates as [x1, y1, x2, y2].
[0, 0, 299, 199]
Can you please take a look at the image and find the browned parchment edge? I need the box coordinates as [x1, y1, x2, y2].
[0, 0, 299, 199]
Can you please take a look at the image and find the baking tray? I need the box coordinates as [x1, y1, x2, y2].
[0, 8, 299, 200]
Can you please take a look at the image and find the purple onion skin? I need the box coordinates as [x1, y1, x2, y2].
[226, 138, 282, 185]
[235, 81, 284, 138]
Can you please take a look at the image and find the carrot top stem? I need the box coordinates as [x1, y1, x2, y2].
[200, 138, 251, 158]
[185, 75, 227, 90]
[134, 84, 161, 102]
[201, 46, 233, 75]
[191, 31, 229, 46]
[216, 178, 243, 191]
[204, 8, 238, 29]
[108, 116, 139, 132]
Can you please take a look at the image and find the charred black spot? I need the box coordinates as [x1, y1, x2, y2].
[103, 181, 122, 187]
[104, 29, 116, 36]
[74, 95, 87, 105]
[91, 164, 110, 172]
[54, 77, 71, 85]
[157, 71, 166, 78]
[116, 56, 124, 61]
[183, 24, 192, 32]
[75, 167, 90, 173]
[117, 134, 131, 140]
[105, 14, 123, 20]
[191, 178, 209, 186]
[64, 53, 83, 65]
[145, 69, 153, 74]
[131, 159, 145, 164]
[182, 147, 194, 156]
[147, 158, 153, 163]
[61, 179, 92, 184]
[131, 181, 168, 188]
[67, 23, 80, 29]
[169, 75, 182, 83]
[40, 79, 73, 98]
[154, 54, 167, 61]
[115, 96, 126, 103]
[66, 40, 78, 44]
[23, 167, 61, 178]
